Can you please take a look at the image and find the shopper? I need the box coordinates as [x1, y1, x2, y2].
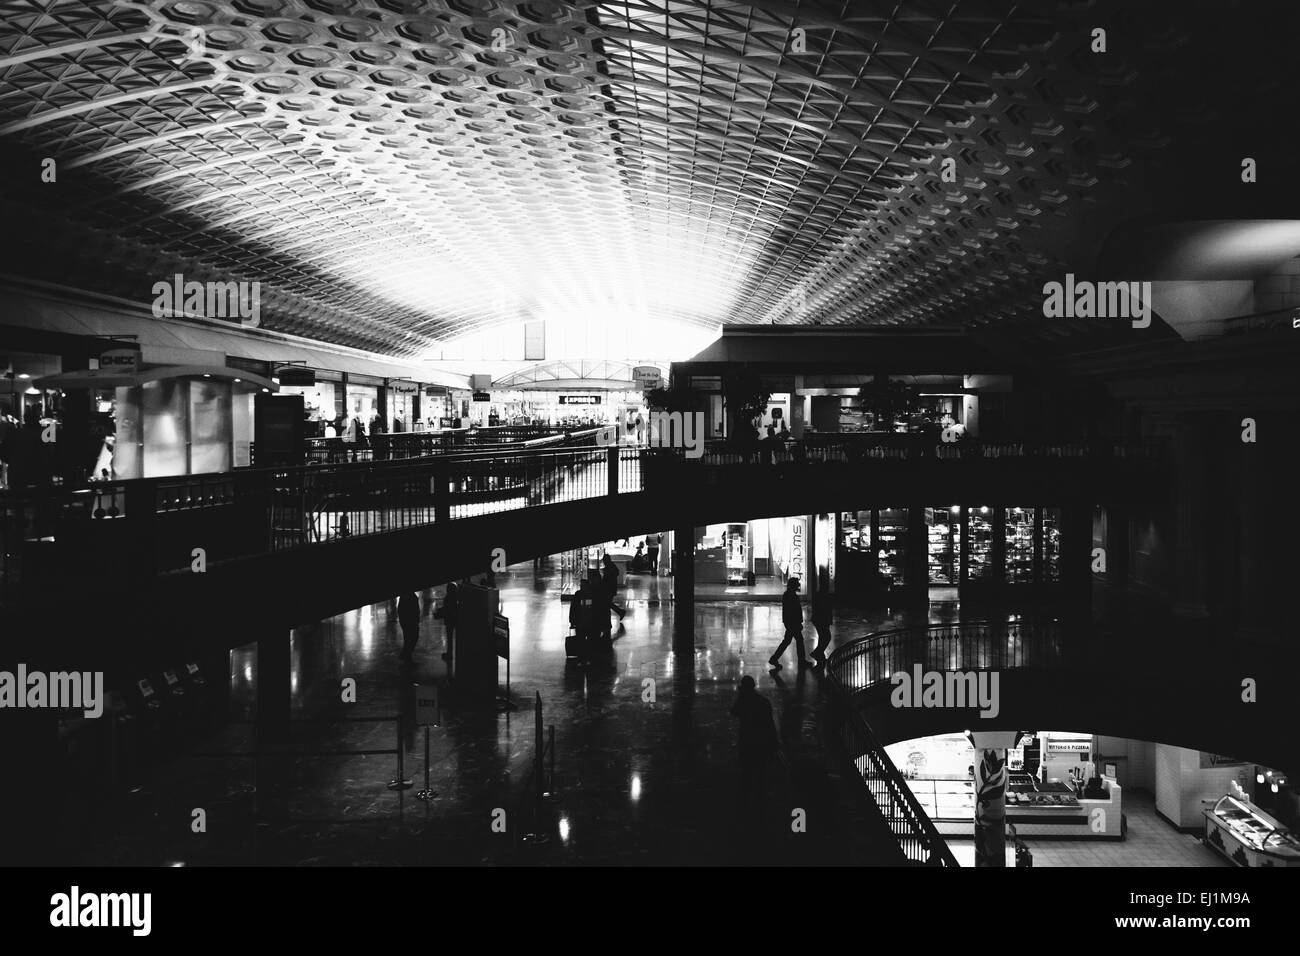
[630, 543, 647, 574]
[810, 584, 833, 666]
[635, 412, 645, 444]
[343, 415, 360, 462]
[570, 577, 597, 663]
[397, 591, 421, 663]
[645, 531, 661, 573]
[602, 554, 626, 622]
[434, 581, 459, 664]
[769, 577, 808, 670]
[731, 675, 778, 803]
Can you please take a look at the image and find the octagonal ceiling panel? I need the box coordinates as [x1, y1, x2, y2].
[0, 0, 1297, 357]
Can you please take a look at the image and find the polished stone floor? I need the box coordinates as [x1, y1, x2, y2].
[69, 562, 1240, 867]
[83, 560, 930, 866]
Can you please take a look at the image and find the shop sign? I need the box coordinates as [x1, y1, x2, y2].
[559, 394, 601, 405]
[472, 391, 491, 403]
[388, 380, 418, 395]
[276, 366, 315, 387]
[632, 366, 662, 390]
[99, 348, 140, 374]
[790, 519, 805, 582]
[1046, 741, 1090, 753]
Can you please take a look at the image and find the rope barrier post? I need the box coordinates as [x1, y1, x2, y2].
[521, 692, 549, 845]
[387, 712, 413, 791]
[416, 725, 437, 802]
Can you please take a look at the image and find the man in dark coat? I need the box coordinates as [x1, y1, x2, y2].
[397, 591, 421, 663]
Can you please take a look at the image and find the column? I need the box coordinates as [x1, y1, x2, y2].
[1234, 414, 1275, 646]
[1170, 418, 1210, 619]
[256, 629, 292, 821]
[672, 524, 695, 655]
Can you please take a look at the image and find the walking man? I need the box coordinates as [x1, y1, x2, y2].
[769, 577, 808, 670]
[645, 531, 661, 574]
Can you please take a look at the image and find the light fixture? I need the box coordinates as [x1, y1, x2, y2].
[1257, 772, 1266, 784]
[261, 388, 269, 393]
[17, 373, 29, 379]
[950, 505, 959, 514]
[1272, 782, 1280, 793]
[203, 373, 211, 378]
[233, 378, 241, 383]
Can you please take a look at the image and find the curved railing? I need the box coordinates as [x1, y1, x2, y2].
[828, 619, 1068, 698]
[822, 619, 1066, 867]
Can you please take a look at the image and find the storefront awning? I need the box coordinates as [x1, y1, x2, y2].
[35, 365, 278, 392]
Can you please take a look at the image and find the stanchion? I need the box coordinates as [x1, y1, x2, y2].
[387, 713, 413, 791]
[415, 726, 437, 802]
[521, 692, 549, 845]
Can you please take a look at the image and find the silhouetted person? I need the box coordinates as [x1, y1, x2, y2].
[397, 591, 421, 663]
[645, 531, 661, 573]
[769, 577, 808, 670]
[630, 543, 647, 574]
[570, 577, 597, 663]
[731, 675, 778, 803]
[434, 581, 459, 664]
[810, 584, 833, 666]
[601, 554, 626, 622]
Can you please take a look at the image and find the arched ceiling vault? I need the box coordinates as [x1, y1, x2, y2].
[1, 0, 1298, 359]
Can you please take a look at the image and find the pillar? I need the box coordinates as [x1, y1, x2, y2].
[672, 524, 695, 655]
[1170, 419, 1210, 619]
[1234, 414, 1275, 646]
[255, 629, 292, 822]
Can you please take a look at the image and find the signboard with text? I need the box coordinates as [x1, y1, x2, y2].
[559, 394, 601, 405]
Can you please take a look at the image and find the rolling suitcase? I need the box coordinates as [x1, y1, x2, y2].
[565, 626, 580, 659]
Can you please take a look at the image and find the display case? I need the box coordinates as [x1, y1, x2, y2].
[967, 506, 994, 581]
[927, 506, 960, 585]
[725, 523, 748, 585]
[840, 510, 871, 552]
[1005, 507, 1035, 584]
[1042, 507, 1062, 583]
[877, 508, 908, 586]
[1204, 794, 1300, 867]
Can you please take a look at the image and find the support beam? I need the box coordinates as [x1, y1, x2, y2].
[672, 524, 695, 655]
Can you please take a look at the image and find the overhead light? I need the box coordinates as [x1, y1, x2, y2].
[233, 378, 241, 383]
[1258, 772, 1266, 784]
[17, 373, 30, 379]
[203, 373, 211, 378]
[261, 388, 269, 393]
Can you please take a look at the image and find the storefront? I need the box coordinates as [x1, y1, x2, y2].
[835, 505, 1070, 604]
[276, 378, 337, 436]
[692, 517, 809, 596]
[37, 363, 275, 478]
[887, 730, 1125, 840]
[344, 380, 380, 432]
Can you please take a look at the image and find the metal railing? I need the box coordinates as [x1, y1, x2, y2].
[820, 618, 1067, 867]
[1, 437, 1158, 598]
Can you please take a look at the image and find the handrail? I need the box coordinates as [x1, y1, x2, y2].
[824, 663, 960, 866]
[822, 618, 1068, 866]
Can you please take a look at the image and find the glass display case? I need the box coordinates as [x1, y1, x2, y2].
[1005, 507, 1035, 583]
[967, 506, 994, 581]
[725, 523, 748, 585]
[1204, 794, 1300, 867]
[840, 510, 871, 552]
[877, 508, 908, 586]
[927, 506, 960, 585]
[1042, 507, 1062, 582]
